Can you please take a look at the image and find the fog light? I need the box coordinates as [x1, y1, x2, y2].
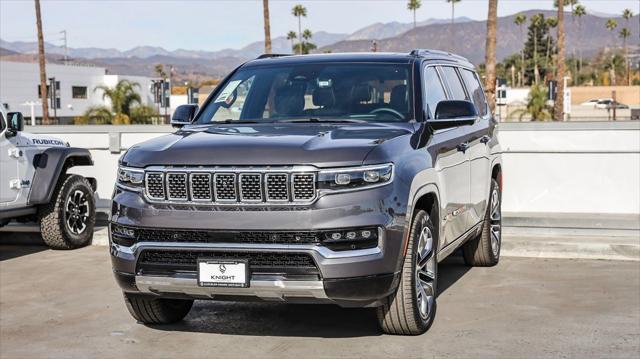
[361, 230, 372, 239]
[335, 173, 351, 185]
[346, 231, 357, 239]
[112, 225, 135, 238]
[331, 232, 342, 240]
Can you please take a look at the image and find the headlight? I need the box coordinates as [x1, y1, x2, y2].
[117, 166, 144, 187]
[318, 163, 393, 191]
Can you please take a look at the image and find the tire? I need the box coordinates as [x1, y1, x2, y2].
[39, 174, 96, 250]
[463, 178, 502, 267]
[124, 293, 193, 325]
[376, 209, 438, 335]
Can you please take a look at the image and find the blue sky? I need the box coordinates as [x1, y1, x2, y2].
[1, 0, 638, 51]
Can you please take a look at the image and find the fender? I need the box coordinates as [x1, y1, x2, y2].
[28, 147, 93, 205]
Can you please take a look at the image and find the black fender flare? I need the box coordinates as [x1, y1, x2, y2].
[28, 147, 94, 205]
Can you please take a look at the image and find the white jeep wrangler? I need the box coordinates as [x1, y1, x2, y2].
[0, 105, 97, 249]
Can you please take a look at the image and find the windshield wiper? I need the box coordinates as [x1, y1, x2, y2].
[275, 118, 366, 124]
[217, 119, 262, 124]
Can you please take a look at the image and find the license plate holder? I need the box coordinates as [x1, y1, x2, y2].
[197, 259, 249, 288]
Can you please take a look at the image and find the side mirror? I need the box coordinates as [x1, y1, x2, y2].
[6, 112, 24, 137]
[171, 104, 198, 128]
[428, 100, 477, 130]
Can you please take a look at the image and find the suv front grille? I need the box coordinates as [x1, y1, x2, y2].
[135, 228, 321, 244]
[137, 250, 319, 276]
[144, 169, 317, 204]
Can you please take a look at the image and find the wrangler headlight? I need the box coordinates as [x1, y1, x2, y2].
[117, 166, 144, 188]
[318, 163, 393, 191]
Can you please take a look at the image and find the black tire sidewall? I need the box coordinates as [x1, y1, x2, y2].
[58, 176, 95, 246]
[409, 210, 438, 330]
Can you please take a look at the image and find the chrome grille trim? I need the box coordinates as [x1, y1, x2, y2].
[166, 172, 188, 201]
[142, 166, 317, 205]
[239, 173, 263, 202]
[145, 172, 166, 200]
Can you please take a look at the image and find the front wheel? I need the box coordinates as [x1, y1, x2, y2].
[376, 209, 437, 335]
[39, 174, 95, 249]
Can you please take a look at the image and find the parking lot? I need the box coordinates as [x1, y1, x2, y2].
[1, 240, 639, 359]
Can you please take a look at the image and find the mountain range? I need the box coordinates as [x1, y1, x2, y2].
[1, 11, 636, 82]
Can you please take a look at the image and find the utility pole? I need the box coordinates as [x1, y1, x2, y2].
[60, 30, 68, 65]
[34, 0, 50, 125]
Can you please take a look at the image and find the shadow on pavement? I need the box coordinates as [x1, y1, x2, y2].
[0, 233, 48, 261]
[148, 252, 472, 338]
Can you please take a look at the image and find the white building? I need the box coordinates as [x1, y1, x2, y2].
[0, 61, 164, 124]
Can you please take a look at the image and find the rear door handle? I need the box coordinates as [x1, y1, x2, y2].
[456, 143, 469, 152]
[480, 135, 491, 144]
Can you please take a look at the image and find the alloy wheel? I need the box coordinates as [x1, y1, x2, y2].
[415, 223, 436, 320]
[64, 190, 90, 235]
[490, 186, 501, 256]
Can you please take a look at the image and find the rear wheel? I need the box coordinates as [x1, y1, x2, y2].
[123, 293, 193, 324]
[376, 209, 437, 335]
[463, 178, 501, 267]
[39, 174, 95, 250]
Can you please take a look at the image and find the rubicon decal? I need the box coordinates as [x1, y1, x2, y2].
[32, 138, 65, 146]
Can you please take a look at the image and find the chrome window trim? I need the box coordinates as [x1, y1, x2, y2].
[188, 172, 212, 202]
[265, 173, 291, 202]
[238, 173, 264, 203]
[165, 172, 189, 201]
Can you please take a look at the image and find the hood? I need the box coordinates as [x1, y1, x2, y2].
[121, 123, 414, 168]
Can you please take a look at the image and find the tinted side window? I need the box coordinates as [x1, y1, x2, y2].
[0, 113, 5, 132]
[423, 67, 447, 119]
[440, 66, 467, 101]
[461, 69, 488, 116]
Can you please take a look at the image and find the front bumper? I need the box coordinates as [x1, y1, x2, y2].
[110, 183, 408, 307]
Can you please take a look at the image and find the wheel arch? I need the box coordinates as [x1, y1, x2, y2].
[400, 183, 441, 268]
[28, 147, 94, 205]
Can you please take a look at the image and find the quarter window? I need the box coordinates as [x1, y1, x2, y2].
[423, 67, 447, 119]
[440, 66, 468, 101]
[460, 69, 488, 117]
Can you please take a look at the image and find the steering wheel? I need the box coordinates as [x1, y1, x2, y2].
[369, 108, 405, 121]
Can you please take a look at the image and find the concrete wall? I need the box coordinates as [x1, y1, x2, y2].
[24, 122, 640, 217]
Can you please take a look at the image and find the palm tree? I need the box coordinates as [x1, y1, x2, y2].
[514, 13, 527, 86]
[508, 84, 553, 121]
[407, 0, 422, 29]
[95, 80, 142, 117]
[573, 5, 586, 72]
[286, 31, 297, 53]
[446, 0, 461, 25]
[531, 14, 544, 85]
[34, 0, 49, 124]
[554, 0, 566, 121]
[605, 19, 618, 84]
[292, 4, 307, 55]
[262, 0, 272, 54]
[621, 9, 634, 85]
[484, 0, 498, 112]
[545, 17, 558, 70]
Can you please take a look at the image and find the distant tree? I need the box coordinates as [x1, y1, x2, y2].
[34, 0, 49, 124]
[286, 31, 297, 53]
[262, 0, 272, 54]
[621, 9, 634, 85]
[407, 0, 422, 28]
[484, 0, 498, 112]
[554, 0, 566, 121]
[509, 84, 553, 121]
[293, 29, 317, 55]
[154, 64, 167, 79]
[292, 4, 307, 55]
[544, 17, 558, 70]
[605, 19, 618, 84]
[514, 13, 527, 86]
[446, 0, 461, 25]
[524, 13, 552, 85]
[573, 4, 586, 73]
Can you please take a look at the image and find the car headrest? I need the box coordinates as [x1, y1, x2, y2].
[390, 85, 407, 111]
[352, 84, 372, 103]
[274, 85, 305, 115]
[312, 87, 335, 108]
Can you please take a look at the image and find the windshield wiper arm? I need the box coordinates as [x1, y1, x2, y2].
[276, 118, 366, 124]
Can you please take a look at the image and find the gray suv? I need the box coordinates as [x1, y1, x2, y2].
[110, 49, 502, 335]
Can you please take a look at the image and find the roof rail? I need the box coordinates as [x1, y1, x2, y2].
[409, 49, 470, 63]
[256, 53, 292, 59]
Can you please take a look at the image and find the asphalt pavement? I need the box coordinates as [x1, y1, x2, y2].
[1, 242, 639, 358]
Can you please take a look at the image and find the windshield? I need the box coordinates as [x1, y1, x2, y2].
[195, 63, 413, 124]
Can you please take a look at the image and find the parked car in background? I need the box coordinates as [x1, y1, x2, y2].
[579, 98, 601, 106]
[0, 104, 97, 249]
[109, 50, 503, 335]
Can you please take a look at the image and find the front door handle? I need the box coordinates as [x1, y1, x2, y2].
[480, 135, 491, 144]
[456, 143, 469, 152]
